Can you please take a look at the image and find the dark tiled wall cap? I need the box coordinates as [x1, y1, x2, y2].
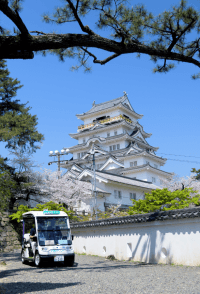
[70, 207, 200, 229]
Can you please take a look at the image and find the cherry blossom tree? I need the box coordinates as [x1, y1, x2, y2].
[36, 169, 93, 208]
[161, 173, 200, 194]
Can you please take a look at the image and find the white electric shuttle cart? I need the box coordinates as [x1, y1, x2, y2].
[21, 210, 75, 267]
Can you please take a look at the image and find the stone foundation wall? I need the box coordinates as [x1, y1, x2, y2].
[0, 211, 21, 253]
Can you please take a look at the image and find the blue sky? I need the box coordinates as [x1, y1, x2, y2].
[1, 0, 200, 177]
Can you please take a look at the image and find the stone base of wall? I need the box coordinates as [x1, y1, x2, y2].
[0, 212, 21, 253]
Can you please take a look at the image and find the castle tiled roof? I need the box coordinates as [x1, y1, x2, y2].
[77, 96, 126, 116]
[71, 207, 200, 228]
[78, 169, 158, 190]
[76, 95, 143, 118]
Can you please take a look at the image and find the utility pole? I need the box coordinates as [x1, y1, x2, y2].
[57, 153, 60, 172]
[90, 144, 98, 220]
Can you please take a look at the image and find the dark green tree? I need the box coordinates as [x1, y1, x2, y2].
[0, 0, 200, 77]
[0, 59, 44, 152]
[128, 188, 200, 215]
[0, 60, 44, 211]
[0, 163, 16, 211]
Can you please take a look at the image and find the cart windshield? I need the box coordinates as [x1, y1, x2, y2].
[37, 217, 71, 246]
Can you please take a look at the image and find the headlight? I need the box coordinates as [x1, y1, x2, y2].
[42, 247, 48, 251]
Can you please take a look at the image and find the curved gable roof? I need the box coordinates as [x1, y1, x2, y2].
[100, 156, 124, 171]
[76, 95, 143, 119]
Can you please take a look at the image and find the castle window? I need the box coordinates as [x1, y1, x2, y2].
[107, 132, 110, 137]
[114, 130, 117, 136]
[110, 144, 119, 151]
[130, 193, 136, 200]
[130, 161, 137, 167]
[114, 190, 122, 199]
[78, 152, 86, 158]
[152, 177, 156, 183]
[154, 164, 158, 169]
[83, 138, 86, 143]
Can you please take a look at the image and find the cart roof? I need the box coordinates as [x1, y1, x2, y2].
[22, 211, 68, 218]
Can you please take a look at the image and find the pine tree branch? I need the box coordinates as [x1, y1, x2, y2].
[66, 0, 95, 35]
[1, 33, 200, 70]
[0, 0, 29, 36]
[80, 47, 120, 64]
[167, 18, 197, 53]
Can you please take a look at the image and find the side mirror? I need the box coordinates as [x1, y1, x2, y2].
[72, 235, 74, 241]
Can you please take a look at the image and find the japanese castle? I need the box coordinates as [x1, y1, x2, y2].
[61, 93, 171, 212]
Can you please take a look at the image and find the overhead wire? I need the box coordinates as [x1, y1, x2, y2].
[166, 159, 200, 164]
[156, 153, 200, 164]
[157, 152, 200, 159]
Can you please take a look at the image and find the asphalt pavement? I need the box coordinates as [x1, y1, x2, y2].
[0, 251, 200, 294]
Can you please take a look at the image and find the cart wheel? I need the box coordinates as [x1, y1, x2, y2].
[34, 252, 42, 267]
[21, 251, 26, 264]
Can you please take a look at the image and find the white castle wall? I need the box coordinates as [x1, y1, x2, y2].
[71, 211, 200, 266]
[97, 181, 145, 205]
[124, 157, 145, 168]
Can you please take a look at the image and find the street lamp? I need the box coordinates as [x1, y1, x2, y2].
[48, 149, 69, 172]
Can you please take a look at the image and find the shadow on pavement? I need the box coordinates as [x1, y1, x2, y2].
[1, 282, 82, 293]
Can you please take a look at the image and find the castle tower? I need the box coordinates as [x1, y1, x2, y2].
[60, 93, 172, 212]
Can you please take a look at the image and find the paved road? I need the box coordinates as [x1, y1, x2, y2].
[1, 251, 200, 294]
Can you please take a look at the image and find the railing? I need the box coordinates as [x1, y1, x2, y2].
[78, 115, 132, 131]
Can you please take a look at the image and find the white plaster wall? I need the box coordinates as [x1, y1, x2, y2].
[119, 140, 128, 149]
[130, 171, 161, 186]
[96, 181, 145, 206]
[78, 137, 88, 144]
[124, 157, 144, 168]
[72, 218, 200, 266]
[141, 158, 160, 167]
[125, 171, 149, 181]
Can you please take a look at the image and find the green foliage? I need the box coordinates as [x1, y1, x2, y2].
[76, 208, 128, 222]
[9, 201, 79, 222]
[0, 60, 44, 152]
[128, 188, 200, 215]
[191, 168, 200, 180]
[0, 168, 16, 211]
[0, 0, 200, 77]
[0, 60, 44, 211]
[41, 0, 200, 77]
